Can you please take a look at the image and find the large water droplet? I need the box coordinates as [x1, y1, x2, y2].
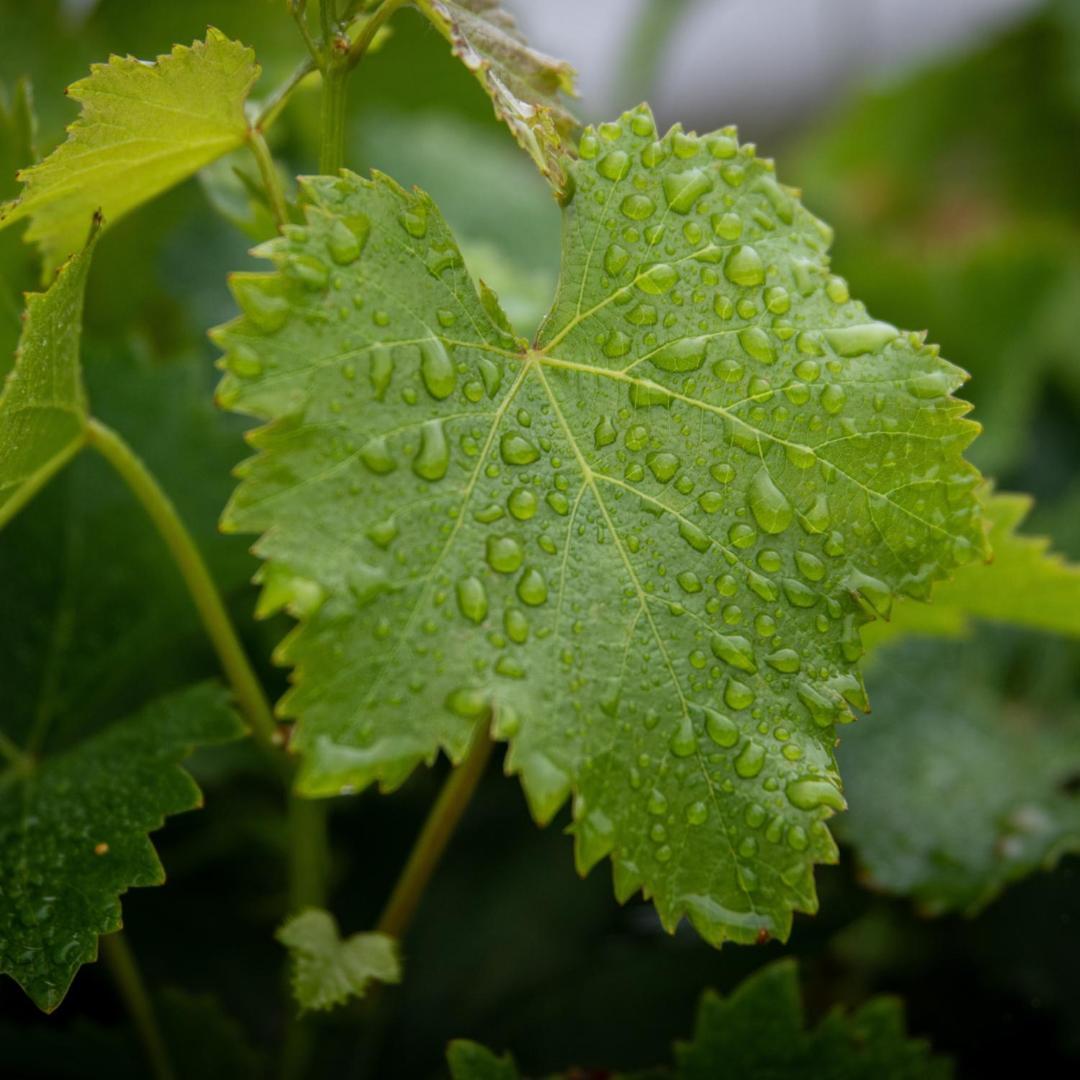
[825, 322, 898, 357]
[500, 432, 540, 465]
[786, 777, 846, 812]
[749, 469, 793, 534]
[636, 262, 678, 294]
[418, 338, 454, 400]
[413, 419, 449, 480]
[487, 535, 524, 574]
[703, 707, 738, 747]
[517, 567, 548, 606]
[650, 336, 708, 373]
[456, 576, 488, 623]
[711, 633, 757, 673]
[735, 740, 766, 778]
[724, 245, 765, 287]
[360, 435, 396, 474]
[661, 168, 713, 213]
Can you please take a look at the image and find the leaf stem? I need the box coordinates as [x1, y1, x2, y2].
[85, 418, 279, 754]
[318, 61, 349, 175]
[101, 932, 175, 1080]
[247, 129, 290, 229]
[290, 0, 322, 64]
[375, 721, 494, 939]
[255, 56, 318, 131]
[288, 794, 330, 911]
[346, 0, 409, 70]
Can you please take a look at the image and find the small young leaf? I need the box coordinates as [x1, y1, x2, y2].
[0, 683, 244, 1011]
[0, 222, 97, 529]
[215, 106, 985, 947]
[414, 0, 578, 190]
[864, 490, 1080, 650]
[0, 30, 258, 275]
[277, 908, 401, 1012]
[839, 634, 1080, 915]
[447, 960, 951, 1078]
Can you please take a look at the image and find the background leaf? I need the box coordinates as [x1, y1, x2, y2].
[0, 682, 244, 1011]
[0, 29, 258, 275]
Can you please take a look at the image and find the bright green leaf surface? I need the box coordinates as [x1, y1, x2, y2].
[277, 908, 400, 1012]
[0, 224, 97, 529]
[414, 0, 577, 190]
[447, 960, 950, 1078]
[865, 491, 1080, 650]
[0, 29, 258, 274]
[839, 634, 1080, 915]
[0, 683, 243, 1011]
[215, 105, 984, 946]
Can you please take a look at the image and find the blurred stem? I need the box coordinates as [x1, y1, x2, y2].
[319, 61, 349, 174]
[288, 794, 330, 911]
[102, 932, 174, 1080]
[85, 419, 279, 755]
[615, 0, 693, 108]
[247, 129, 290, 228]
[290, 0, 321, 63]
[256, 56, 317, 131]
[376, 722, 494, 939]
[346, 0, 409, 69]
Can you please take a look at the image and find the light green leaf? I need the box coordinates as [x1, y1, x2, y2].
[864, 490, 1080, 650]
[214, 105, 985, 946]
[839, 633, 1080, 915]
[0, 222, 97, 530]
[414, 0, 578, 190]
[447, 961, 951, 1078]
[0, 29, 258, 275]
[0, 683, 244, 1011]
[276, 908, 401, 1012]
[447, 1040, 519, 1080]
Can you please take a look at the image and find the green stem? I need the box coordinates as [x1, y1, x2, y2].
[85, 419, 278, 753]
[247, 128, 290, 229]
[318, 62, 349, 174]
[346, 0, 410, 70]
[290, 0, 321, 62]
[102, 932, 175, 1080]
[288, 794, 330, 911]
[256, 56, 318, 131]
[376, 722, 494, 939]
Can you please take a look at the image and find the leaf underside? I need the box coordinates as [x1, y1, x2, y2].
[415, 0, 578, 190]
[215, 105, 985, 946]
[277, 908, 400, 1012]
[840, 633, 1080, 915]
[448, 960, 951, 1079]
[0, 29, 258, 275]
[0, 683, 243, 1011]
[0, 226, 96, 530]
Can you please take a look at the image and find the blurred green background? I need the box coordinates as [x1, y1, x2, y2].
[1, 0, 1078, 1075]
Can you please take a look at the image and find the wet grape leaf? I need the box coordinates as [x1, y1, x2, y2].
[0, 683, 244, 1011]
[414, 0, 577, 190]
[0, 223, 97, 530]
[447, 960, 950, 1078]
[215, 105, 985, 946]
[864, 491, 1080, 651]
[0, 30, 258, 275]
[839, 633, 1080, 915]
[277, 908, 400, 1012]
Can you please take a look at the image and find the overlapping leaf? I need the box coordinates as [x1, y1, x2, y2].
[448, 960, 950, 1079]
[0, 683, 243, 1011]
[215, 105, 985, 946]
[414, 0, 577, 190]
[865, 491, 1080, 650]
[0, 224, 96, 529]
[839, 633, 1080, 914]
[277, 908, 400, 1012]
[0, 29, 258, 275]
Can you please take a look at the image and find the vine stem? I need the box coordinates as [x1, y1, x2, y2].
[318, 61, 349, 175]
[247, 128, 290, 229]
[346, 0, 410, 70]
[101, 932, 175, 1080]
[376, 722, 495, 939]
[85, 419, 279, 753]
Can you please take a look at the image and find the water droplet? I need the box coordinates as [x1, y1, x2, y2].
[233, 279, 288, 331]
[487, 535, 524, 574]
[711, 211, 742, 240]
[517, 567, 548, 606]
[765, 648, 801, 673]
[670, 715, 697, 757]
[456, 576, 488, 623]
[909, 371, 952, 399]
[679, 520, 711, 552]
[738, 327, 776, 364]
[400, 208, 428, 238]
[820, 383, 846, 414]
[369, 345, 393, 400]
[647, 451, 680, 483]
[711, 633, 757, 673]
[419, 338, 455, 400]
[825, 321, 898, 357]
[677, 571, 702, 593]
[288, 254, 329, 289]
[360, 435, 396, 474]
[327, 217, 362, 264]
[703, 707, 738, 747]
[508, 488, 537, 520]
[724, 245, 765, 287]
[504, 607, 529, 644]
[621, 194, 656, 221]
[447, 687, 489, 718]
[413, 419, 449, 480]
[604, 244, 629, 275]
[686, 800, 708, 825]
[636, 262, 678, 294]
[500, 432, 540, 465]
[647, 788, 668, 815]
[593, 416, 617, 449]
[748, 469, 793, 534]
[661, 168, 713, 213]
[603, 330, 631, 358]
[786, 777, 845, 811]
[598, 150, 631, 181]
[227, 345, 262, 377]
[848, 569, 892, 619]
[650, 336, 708, 373]
[735, 740, 766, 778]
[724, 678, 754, 710]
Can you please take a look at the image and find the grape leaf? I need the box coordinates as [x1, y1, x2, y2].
[0, 222, 97, 530]
[0, 30, 258, 275]
[864, 491, 1080, 651]
[414, 0, 578, 190]
[447, 960, 950, 1079]
[276, 907, 401, 1012]
[0, 683, 244, 1011]
[838, 633, 1080, 915]
[214, 105, 985, 946]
